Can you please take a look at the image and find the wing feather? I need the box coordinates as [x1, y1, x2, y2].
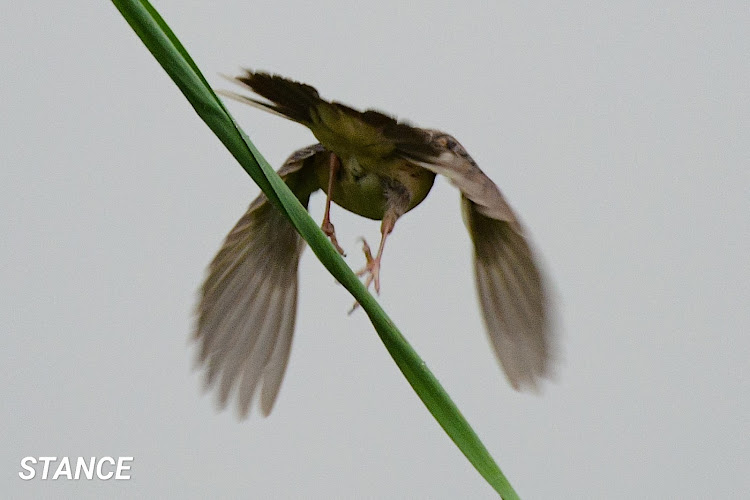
[259, 282, 298, 416]
[412, 132, 554, 390]
[195, 144, 326, 416]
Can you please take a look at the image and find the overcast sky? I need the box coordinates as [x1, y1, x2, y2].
[2, 1, 748, 498]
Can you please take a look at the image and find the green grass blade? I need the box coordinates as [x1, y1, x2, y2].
[111, 1, 521, 497]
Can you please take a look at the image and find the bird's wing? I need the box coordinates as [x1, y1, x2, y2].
[405, 132, 554, 391]
[195, 143, 326, 417]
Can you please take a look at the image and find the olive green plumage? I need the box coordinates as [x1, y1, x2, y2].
[197, 70, 554, 417]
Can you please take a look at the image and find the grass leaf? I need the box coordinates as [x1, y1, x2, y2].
[111, 1, 521, 497]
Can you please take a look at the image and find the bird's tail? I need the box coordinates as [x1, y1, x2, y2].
[219, 70, 321, 125]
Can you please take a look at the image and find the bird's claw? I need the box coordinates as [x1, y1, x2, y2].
[321, 220, 346, 256]
[349, 238, 382, 313]
[355, 238, 381, 294]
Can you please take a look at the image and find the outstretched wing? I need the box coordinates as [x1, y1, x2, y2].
[407, 132, 554, 391]
[195, 144, 326, 417]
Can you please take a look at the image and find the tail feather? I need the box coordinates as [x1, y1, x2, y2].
[232, 70, 321, 124]
[225, 69, 440, 165]
[216, 89, 291, 121]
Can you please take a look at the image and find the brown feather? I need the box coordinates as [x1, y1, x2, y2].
[195, 144, 326, 417]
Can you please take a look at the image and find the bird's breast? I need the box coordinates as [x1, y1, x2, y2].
[314, 155, 436, 221]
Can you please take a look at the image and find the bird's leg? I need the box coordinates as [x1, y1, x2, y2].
[348, 182, 410, 313]
[321, 153, 346, 256]
[355, 213, 395, 295]
[349, 213, 398, 313]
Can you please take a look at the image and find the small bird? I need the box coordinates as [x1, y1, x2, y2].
[195, 70, 553, 417]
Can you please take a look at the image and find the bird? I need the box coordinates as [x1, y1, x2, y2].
[195, 69, 554, 418]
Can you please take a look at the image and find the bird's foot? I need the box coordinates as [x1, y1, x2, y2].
[349, 238, 382, 314]
[355, 238, 381, 294]
[349, 238, 380, 314]
[321, 220, 346, 256]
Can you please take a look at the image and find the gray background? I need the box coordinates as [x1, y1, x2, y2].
[2, 1, 748, 498]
